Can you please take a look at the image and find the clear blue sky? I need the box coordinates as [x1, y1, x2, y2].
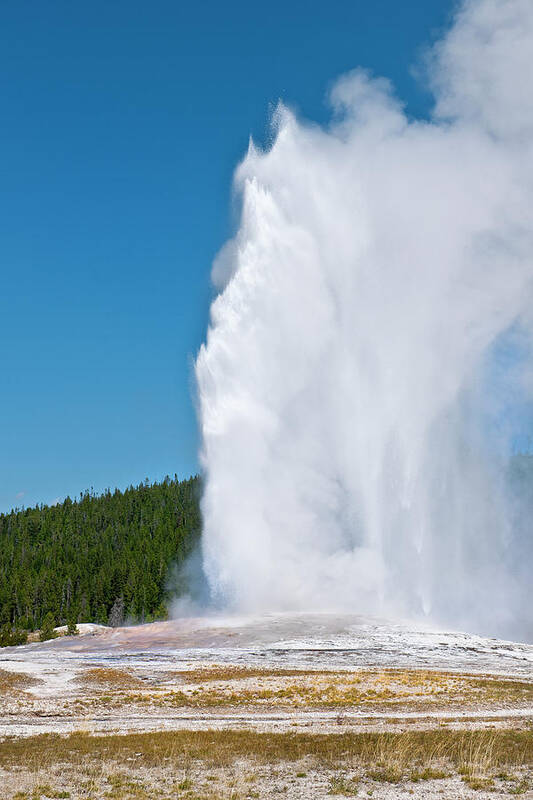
[0, 0, 452, 512]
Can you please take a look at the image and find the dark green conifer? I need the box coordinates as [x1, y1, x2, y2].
[67, 610, 79, 636]
[0, 475, 201, 632]
[39, 612, 58, 642]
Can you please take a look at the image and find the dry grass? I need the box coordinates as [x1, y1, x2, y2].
[12, 665, 529, 716]
[0, 729, 531, 799]
[0, 669, 39, 693]
[169, 666, 323, 682]
[0, 728, 531, 771]
[80, 667, 143, 689]
[83, 668, 533, 711]
[328, 773, 359, 795]
[2, 665, 532, 798]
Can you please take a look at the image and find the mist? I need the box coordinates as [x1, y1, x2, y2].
[195, 0, 533, 639]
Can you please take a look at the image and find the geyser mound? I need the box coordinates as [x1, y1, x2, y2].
[195, 0, 533, 638]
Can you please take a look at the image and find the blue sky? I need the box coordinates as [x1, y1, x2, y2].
[0, 0, 452, 512]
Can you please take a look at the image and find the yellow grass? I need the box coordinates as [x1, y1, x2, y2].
[0, 729, 531, 799]
[0, 728, 531, 770]
[0, 669, 39, 693]
[76, 667, 533, 712]
[80, 667, 143, 688]
[170, 666, 322, 682]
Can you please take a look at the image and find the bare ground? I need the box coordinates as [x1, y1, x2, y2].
[0, 618, 532, 798]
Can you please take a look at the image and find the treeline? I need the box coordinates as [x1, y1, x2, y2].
[0, 475, 201, 632]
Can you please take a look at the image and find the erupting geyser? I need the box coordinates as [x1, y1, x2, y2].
[195, 0, 533, 638]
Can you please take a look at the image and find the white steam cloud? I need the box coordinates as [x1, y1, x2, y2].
[195, 0, 533, 638]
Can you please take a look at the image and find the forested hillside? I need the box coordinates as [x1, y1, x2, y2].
[0, 475, 200, 632]
[1, 454, 531, 640]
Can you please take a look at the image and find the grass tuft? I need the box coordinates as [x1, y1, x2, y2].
[409, 767, 448, 781]
[328, 774, 358, 795]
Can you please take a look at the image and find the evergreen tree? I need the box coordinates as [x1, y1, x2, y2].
[0, 475, 201, 631]
[67, 608, 79, 636]
[0, 623, 28, 647]
[39, 612, 58, 642]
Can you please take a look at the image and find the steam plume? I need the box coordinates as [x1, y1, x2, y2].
[195, 0, 533, 637]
